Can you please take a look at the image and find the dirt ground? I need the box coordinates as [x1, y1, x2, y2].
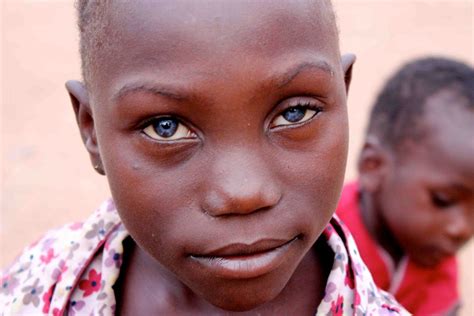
[1, 0, 473, 314]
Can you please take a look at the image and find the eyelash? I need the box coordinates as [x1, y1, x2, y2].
[430, 191, 456, 209]
[139, 99, 323, 142]
[270, 100, 323, 128]
[140, 116, 197, 142]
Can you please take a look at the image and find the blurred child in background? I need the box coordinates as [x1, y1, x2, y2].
[337, 57, 474, 315]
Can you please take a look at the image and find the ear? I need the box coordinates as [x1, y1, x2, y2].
[65, 80, 105, 175]
[357, 136, 389, 193]
[341, 53, 356, 94]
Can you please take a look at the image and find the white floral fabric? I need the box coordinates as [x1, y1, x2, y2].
[1, 199, 409, 315]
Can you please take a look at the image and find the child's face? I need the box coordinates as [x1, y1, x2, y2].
[371, 90, 474, 267]
[68, 0, 353, 310]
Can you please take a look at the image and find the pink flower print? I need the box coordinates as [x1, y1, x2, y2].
[85, 220, 113, 239]
[330, 295, 344, 316]
[40, 248, 56, 264]
[51, 260, 68, 282]
[78, 269, 101, 297]
[21, 278, 44, 307]
[353, 262, 363, 276]
[42, 285, 54, 313]
[67, 241, 80, 260]
[332, 245, 347, 272]
[104, 230, 118, 250]
[41, 237, 56, 251]
[105, 249, 122, 269]
[354, 291, 361, 306]
[344, 262, 355, 289]
[324, 224, 335, 237]
[1, 275, 19, 295]
[28, 237, 41, 250]
[323, 281, 337, 302]
[381, 304, 400, 314]
[68, 300, 86, 316]
[106, 200, 116, 212]
[16, 261, 31, 274]
[69, 222, 83, 230]
[73, 258, 87, 276]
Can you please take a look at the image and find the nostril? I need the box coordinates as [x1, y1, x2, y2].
[201, 187, 282, 217]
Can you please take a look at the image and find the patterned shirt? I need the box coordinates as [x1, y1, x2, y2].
[1, 199, 408, 315]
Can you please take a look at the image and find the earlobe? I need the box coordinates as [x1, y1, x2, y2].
[341, 53, 356, 94]
[65, 80, 105, 175]
[357, 136, 387, 193]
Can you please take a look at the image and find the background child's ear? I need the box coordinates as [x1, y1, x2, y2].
[65, 80, 105, 175]
[341, 53, 356, 94]
[357, 136, 388, 193]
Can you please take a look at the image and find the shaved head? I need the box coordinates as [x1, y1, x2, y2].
[76, 0, 338, 87]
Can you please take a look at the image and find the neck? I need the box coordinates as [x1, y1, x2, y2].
[359, 190, 404, 265]
[115, 237, 332, 315]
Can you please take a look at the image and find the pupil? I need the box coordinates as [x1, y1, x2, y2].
[154, 118, 178, 138]
[283, 107, 306, 122]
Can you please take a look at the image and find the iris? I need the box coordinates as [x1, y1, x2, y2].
[153, 118, 178, 138]
[283, 107, 306, 123]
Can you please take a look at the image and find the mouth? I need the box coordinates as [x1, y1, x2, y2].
[189, 236, 301, 279]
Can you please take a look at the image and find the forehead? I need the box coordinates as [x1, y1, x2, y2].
[403, 90, 474, 179]
[89, 0, 339, 96]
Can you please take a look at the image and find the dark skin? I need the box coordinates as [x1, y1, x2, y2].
[67, 1, 355, 314]
[359, 89, 474, 268]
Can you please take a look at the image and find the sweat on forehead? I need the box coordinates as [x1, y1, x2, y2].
[366, 57, 474, 149]
[76, 0, 339, 87]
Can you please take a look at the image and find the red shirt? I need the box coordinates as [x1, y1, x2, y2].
[336, 182, 459, 315]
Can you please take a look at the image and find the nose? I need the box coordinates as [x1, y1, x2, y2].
[445, 210, 474, 245]
[201, 149, 281, 217]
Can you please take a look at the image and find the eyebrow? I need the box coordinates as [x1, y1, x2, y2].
[113, 60, 335, 102]
[113, 82, 191, 102]
[275, 60, 334, 89]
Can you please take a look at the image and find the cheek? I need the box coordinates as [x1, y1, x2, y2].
[379, 181, 443, 246]
[274, 113, 348, 233]
[99, 139, 202, 262]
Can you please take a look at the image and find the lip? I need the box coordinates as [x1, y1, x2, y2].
[189, 236, 299, 279]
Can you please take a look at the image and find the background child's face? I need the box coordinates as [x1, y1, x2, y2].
[373, 90, 474, 267]
[70, 0, 352, 310]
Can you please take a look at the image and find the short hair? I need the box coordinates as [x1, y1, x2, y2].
[75, 0, 338, 86]
[76, 0, 111, 86]
[367, 57, 474, 148]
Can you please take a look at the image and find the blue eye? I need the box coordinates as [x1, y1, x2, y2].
[283, 106, 306, 122]
[271, 105, 320, 127]
[154, 118, 178, 138]
[142, 117, 195, 141]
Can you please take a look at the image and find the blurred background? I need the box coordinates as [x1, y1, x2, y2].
[1, 0, 473, 314]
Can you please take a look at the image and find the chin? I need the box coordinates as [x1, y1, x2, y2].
[207, 292, 278, 312]
[411, 252, 444, 268]
[198, 276, 288, 312]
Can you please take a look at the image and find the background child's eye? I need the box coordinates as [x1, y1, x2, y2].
[430, 191, 456, 209]
[142, 117, 195, 141]
[271, 105, 320, 128]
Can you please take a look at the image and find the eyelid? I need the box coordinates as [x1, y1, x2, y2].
[269, 97, 323, 129]
[430, 190, 457, 208]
